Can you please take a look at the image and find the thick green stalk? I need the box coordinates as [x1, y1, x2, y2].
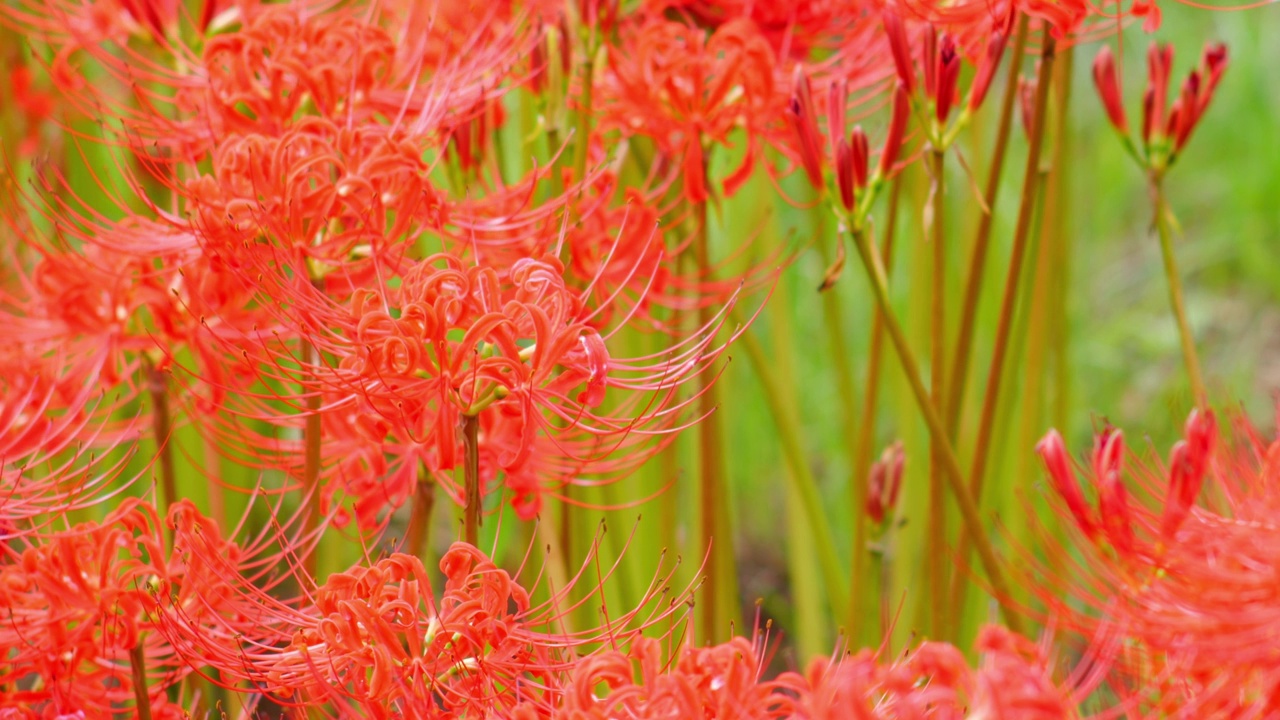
[927, 148, 948, 640]
[570, 32, 597, 183]
[694, 191, 729, 643]
[404, 464, 437, 560]
[142, 355, 177, 536]
[462, 414, 482, 547]
[850, 178, 902, 643]
[737, 326, 850, 624]
[944, 17, 1030, 435]
[848, 225, 1024, 635]
[1151, 178, 1207, 407]
[947, 31, 1057, 614]
[302, 339, 323, 577]
[129, 644, 154, 720]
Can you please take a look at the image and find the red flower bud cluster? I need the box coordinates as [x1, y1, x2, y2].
[1092, 41, 1229, 171]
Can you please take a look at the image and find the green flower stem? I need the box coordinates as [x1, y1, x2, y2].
[847, 224, 1025, 635]
[944, 16, 1030, 434]
[142, 355, 176, 542]
[129, 643, 154, 720]
[405, 463, 437, 561]
[462, 414, 482, 547]
[947, 29, 1057, 616]
[927, 147, 949, 640]
[736, 324, 850, 626]
[849, 177, 902, 644]
[1151, 178, 1207, 407]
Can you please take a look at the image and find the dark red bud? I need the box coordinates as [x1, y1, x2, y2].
[1202, 42, 1228, 101]
[835, 139, 855, 212]
[850, 127, 869, 190]
[935, 34, 961, 122]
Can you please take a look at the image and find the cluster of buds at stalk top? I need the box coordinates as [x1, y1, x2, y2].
[1036, 409, 1216, 561]
[866, 441, 906, 526]
[786, 68, 909, 226]
[1092, 42, 1228, 175]
[883, 9, 1009, 148]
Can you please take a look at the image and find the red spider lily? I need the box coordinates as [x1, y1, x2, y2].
[641, 0, 867, 61]
[196, 249, 739, 527]
[1035, 410, 1215, 564]
[786, 68, 910, 217]
[1023, 409, 1280, 714]
[158, 530, 694, 716]
[0, 358, 148, 530]
[598, 15, 779, 202]
[18, 1, 537, 174]
[0, 500, 200, 718]
[881, 10, 1011, 132]
[1092, 41, 1229, 171]
[555, 633, 781, 718]
[771, 624, 1078, 718]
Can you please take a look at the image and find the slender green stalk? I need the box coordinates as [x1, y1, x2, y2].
[694, 191, 729, 643]
[1047, 44, 1076, 431]
[737, 326, 850, 623]
[404, 463, 437, 560]
[142, 355, 176, 534]
[570, 30, 598, 183]
[302, 339, 323, 577]
[850, 178, 902, 644]
[462, 414, 482, 547]
[129, 644, 154, 720]
[927, 148, 948, 640]
[947, 31, 1057, 614]
[1151, 178, 1207, 407]
[945, 17, 1030, 434]
[868, 529, 895, 644]
[847, 225, 1024, 635]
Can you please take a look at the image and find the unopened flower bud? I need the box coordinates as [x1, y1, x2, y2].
[878, 83, 910, 177]
[934, 34, 961, 122]
[1092, 46, 1128, 135]
[787, 67, 825, 188]
[1144, 42, 1174, 145]
[1036, 430, 1097, 540]
[835, 128, 869, 213]
[921, 25, 939, 100]
[882, 10, 916, 96]
[866, 441, 905, 525]
[1161, 409, 1215, 542]
[968, 31, 1009, 113]
[1093, 428, 1134, 556]
[828, 78, 848, 163]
